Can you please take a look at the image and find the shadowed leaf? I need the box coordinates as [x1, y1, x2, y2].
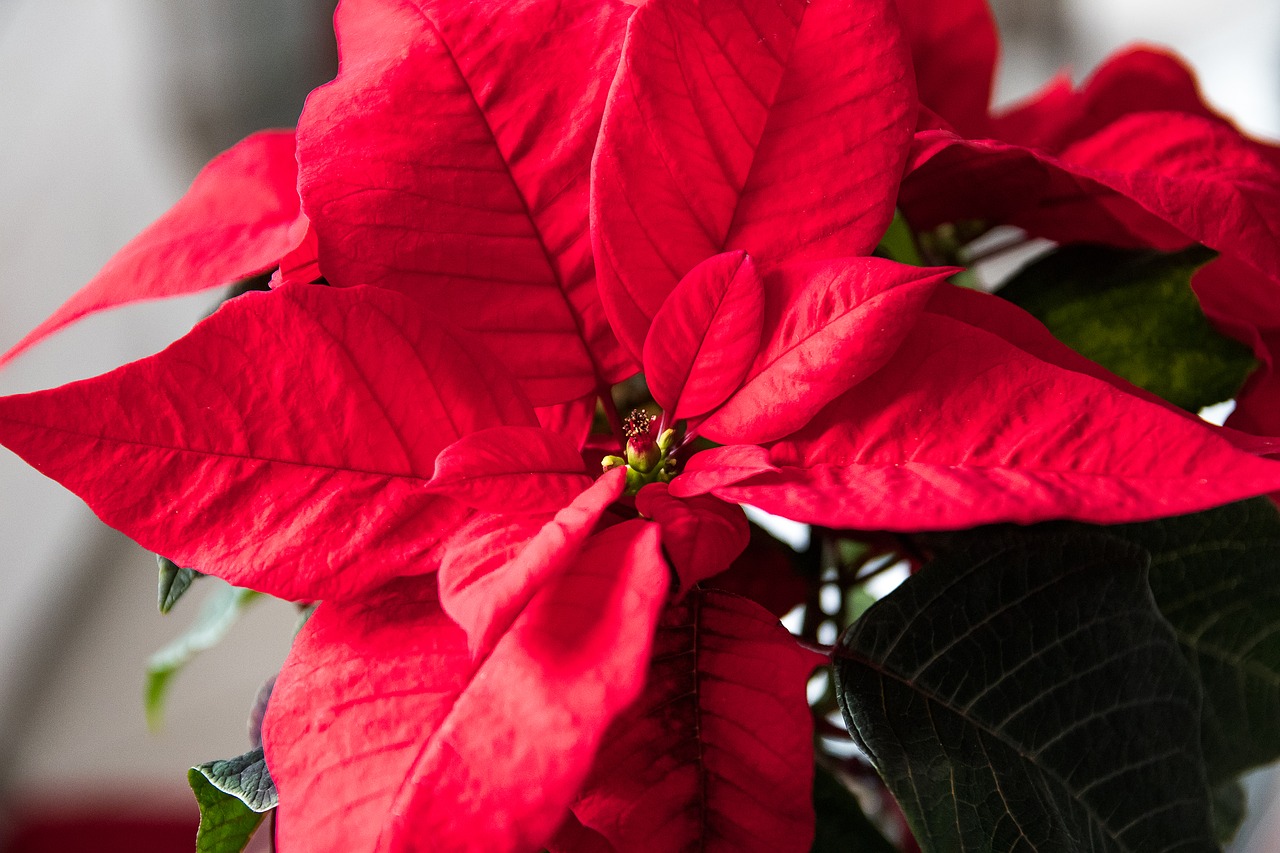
[835, 532, 1216, 852]
[999, 244, 1254, 411]
[157, 555, 202, 614]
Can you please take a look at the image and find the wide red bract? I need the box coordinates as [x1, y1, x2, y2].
[298, 0, 634, 405]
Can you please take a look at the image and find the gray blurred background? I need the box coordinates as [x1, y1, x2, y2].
[0, 0, 1276, 849]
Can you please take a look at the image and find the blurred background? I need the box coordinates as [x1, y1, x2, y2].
[0, 0, 1277, 850]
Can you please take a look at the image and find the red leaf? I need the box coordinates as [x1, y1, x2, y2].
[265, 520, 669, 852]
[705, 525, 808, 619]
[0, 284, 535, 601]
[905, 112, 1280, 286]
[1061, 113, 1280, 279]
[676, 313, 1280, 528]
[571, 590, 823, 852]
[990, 47, 1220, 153]
[699, 258, 950, 444]
[635, 482, 749, 594]
[903, 130, 1189, 250]
[537, 394, 598, 450]
[271, 221, 323, 288]
[643, 251, 765, 420]
[550, 816, 617, 853]
[439, 468, 626, 654]
[297, 0, 634, 405]
[1, 131, 303, 367]
[670, 444, 776, 498]
[426, 426, 593, 514]
[893, 0, 998, 135]
[593, 0, 915, 356]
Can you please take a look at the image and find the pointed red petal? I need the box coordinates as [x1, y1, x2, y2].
[635, 483, 748, 594]
[537, 394, 599, 451]
[426, 425, 593, 514]
[572, 590, 823, 852]
[893, 0, 998, 135]
[0, 284, 534, 601]
[699, 258, 950, 444]
[298, 0, 634, 404]
[2, 131, 302, 367]
[439, 468, 626, 654]
[685, 313, 1280, 528]
[669, 445, 777, 499]
[593, 0, 915, 355]
[643, 252, 765, 420]
[266, 521, 669, 852]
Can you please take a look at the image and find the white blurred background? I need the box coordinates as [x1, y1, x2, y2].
[0, 0, 1276, 849]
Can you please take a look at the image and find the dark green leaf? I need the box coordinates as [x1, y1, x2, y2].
[999, 244, 1254, 411]
[157, 554, 201, 614]
[1105, 499, 1280, 783]
[145, 580, 260, 729]
[188, 746, 275, 853]
[193, 745, 278, 812]
[811, 764, 896, 853]
[835, 532, 1216, 853]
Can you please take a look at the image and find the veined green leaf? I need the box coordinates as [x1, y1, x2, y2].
[835, 532, 1215, 852]
[189, 746, 276, 853]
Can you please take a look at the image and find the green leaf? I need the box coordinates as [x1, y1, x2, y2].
[998, 244, 1255, 411]
[834, 532, 1216, 853]
[189, 746, 276, 853]
[811, 764, 896, 853]
[157, 554, 201, 614]
[145, 580, 260, 729]
[1104, 499, 1280, 783]
[875, 209, 924, 266]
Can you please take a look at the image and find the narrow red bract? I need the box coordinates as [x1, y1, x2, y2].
[643, 251, 765, 422]
[634, 483, 749, 594]
[0, 131, 304, 366]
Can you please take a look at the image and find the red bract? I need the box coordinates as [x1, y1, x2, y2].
[266, 521, 669, 853]
[8, 0, 1280, 849]
[894, 4, 1280, 436]
[593, 0, 916, 356]
[0, 130, 304, 367]
[564, 590, 824, 852]
[672, 297, 1280, 529]
[297, 0, 635, 405]
[0, 283, 534, 602]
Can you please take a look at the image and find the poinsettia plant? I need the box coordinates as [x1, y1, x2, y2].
[5, 0, 1280, 849]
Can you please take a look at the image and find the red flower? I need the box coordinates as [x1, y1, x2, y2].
[892, 0, 1280, 435]
[3, 0, 1280, 851]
